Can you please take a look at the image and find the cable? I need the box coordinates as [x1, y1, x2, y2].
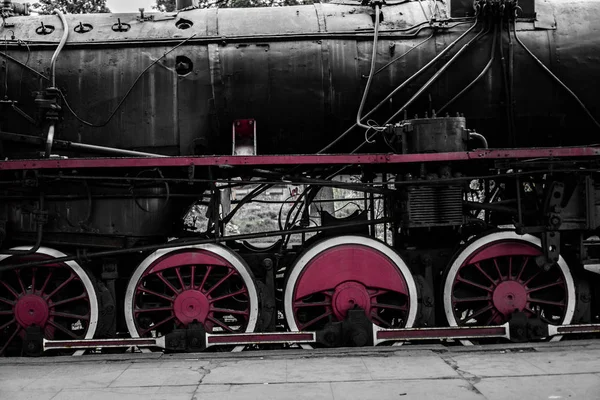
[437, 22, 497, 115]
[512, 11, 600, 131]
[384, 21, 489, 123]
[356, 3, 384, 131]
[59, 33, 197, 128]
[373, 32, 434, 77]
[317, 18, 480, 154]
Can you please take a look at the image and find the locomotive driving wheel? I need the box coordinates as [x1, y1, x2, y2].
[124, 244, 259, 351]
[0, 247, 98, 356]
[443, 231, 575, 344]
[284, 236, 418, 347]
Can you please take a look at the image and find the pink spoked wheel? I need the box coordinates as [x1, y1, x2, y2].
[124, 244, 259, 351]
[443, 231, 575, 344]
[284, 236, 418, 347]
[0, 247, 98, 356]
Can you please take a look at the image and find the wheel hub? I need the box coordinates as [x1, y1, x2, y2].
[14, 294, 50, 328]
[492, 281, 527, 316]
[173, 290, 210, 325]
[332, 281, 371, 320]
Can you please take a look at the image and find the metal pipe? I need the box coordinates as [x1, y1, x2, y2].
[469, 132, 489, 149]
[356, 3, 383, 131]
[45, 123, 55, 157]
[318, 18, 480, 153]
[385, 22, 490, 123]
[0, 130, 164, 157]
[50, 9, 68, 88]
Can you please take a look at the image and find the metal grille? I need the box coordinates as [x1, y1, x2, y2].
[401, 186, 464, 227]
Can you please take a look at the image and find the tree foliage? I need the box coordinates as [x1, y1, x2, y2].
[33, 0, 110, 14]
[153, 0, 313, 11]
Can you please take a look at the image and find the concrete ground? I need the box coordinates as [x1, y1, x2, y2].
[1, 340, 600, 400]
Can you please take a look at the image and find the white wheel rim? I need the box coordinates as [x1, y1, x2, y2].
[443, 231, 576, 344]
[0, 246, 99, 340]
[284, 236, 418, 347]
[124, 244, 259, 351]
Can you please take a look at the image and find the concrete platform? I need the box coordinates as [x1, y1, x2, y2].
[1, 340, 600, 400]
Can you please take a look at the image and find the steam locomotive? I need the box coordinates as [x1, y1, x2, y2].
[1, 0, 600, 356]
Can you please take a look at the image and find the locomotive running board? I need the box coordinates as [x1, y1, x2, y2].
[42, 323, 600, 353]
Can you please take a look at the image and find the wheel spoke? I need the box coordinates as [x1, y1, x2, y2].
[529, 298, 565, 307]
[293, 301, 332, 308]
[0, 318, 15, 331]
[460, 304, 493, 324]
[0, 280, 19, 298]
[0, 326, 20, 356]
[0, 296, 14, 306]
[49, 293, 88, 308]
[207, 316, 235, 333]
[370, 312, 392, 328]
[39, 271, 53, 295]
[523, 270, 542, 287]
[484, 310, 500, 325]
[372, 302, 407, 311]
[190, 265, 196, 290]
[199, 265, 212, 292]
[474, 262, 496, 286]
[453, 295, 491, 303]
[139, 315, 175, 336]
[297, 310, 332, 331]
[137, 287, 175, 303]
[44, 273, 75, 300]
[209, 288, 248, 303]
[527, 281, 563, 293]
[211, 307, 249, 316]
[0, 310, 13, 315]
[456, 276, 493, 293]
[31, 268, 36, 292]
[51, 311, 90, 320]
[204, 270, 235, 296]
[47, 320, 79, 339]
[14, 270, 26, 294]
[508, 257, 513, 278]
[134, 306, 173, 314]
[516, 256, 529, 281]
[156, 272, 180, 295]
[175, 267, 186, 290]
[493, 259, 503, 281]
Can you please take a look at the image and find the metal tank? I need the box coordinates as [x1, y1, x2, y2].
[0, 0, 599, 156]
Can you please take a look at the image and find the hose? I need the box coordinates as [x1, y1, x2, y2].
[60, 33, 197, 128]
[384, 22, 489, 123]
[512, 12, 600, 131]
[438, 22, 497, 115]
[356, 3, 384, 131]
[318, 17, 480, 154]
[50, 8, 68, 88]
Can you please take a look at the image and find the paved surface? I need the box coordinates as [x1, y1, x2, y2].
[1, 340, 600, 400]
